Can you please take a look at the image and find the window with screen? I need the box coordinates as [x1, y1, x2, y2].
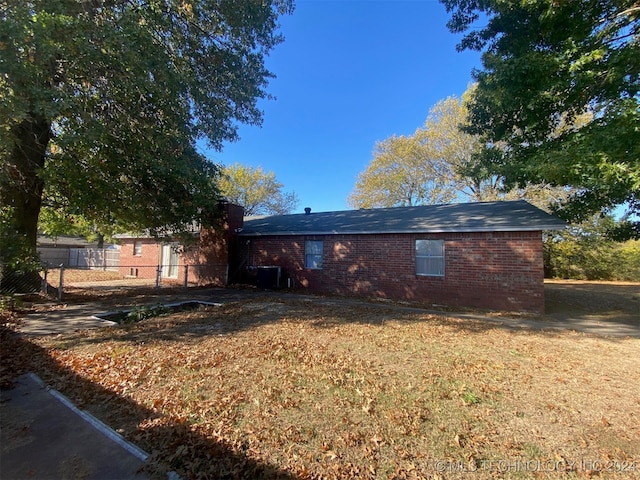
[415, 239, 444, 276]
[305, 240, 323, 269]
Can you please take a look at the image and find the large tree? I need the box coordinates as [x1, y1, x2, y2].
[348, 133, 459, 209]
[349, 90, 572, 209]
[441, 0, 640, 229]
[0, 0, 293, 271]
[219, 163, 298, 215]
[349, 94, 475, 209]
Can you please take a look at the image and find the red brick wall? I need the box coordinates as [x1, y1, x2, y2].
[117, 202, 244, 286]
[243, 231, 545, 313]
[224, 203, 245, 234]
[118, 236, 229, 285]
[118, 239, 162, 279]
[181, 202, 245, 286]
[182, 227, 229, 286]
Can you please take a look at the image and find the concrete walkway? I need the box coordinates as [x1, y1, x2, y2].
[438, 310, 639, 338]
[15, 301, 119, 336]
[16, 289, 251, 337]
[1, 373, 150, 480]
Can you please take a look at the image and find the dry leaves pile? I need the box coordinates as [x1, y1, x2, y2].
[5, 297, 640, 479]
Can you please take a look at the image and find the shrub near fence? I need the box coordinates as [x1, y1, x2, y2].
[545, 238, 640, 281]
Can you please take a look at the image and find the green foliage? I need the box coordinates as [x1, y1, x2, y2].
[0, 207, 42, 292]
[461, 391, 481, 406]
[544, 216, 640, 281]
[218, 163, 299, 215]
[0, 0, 294, 251]
[0, 295, 18, 314]
[123, 304, 171, 324]
[349, 134, 458, 208]
[441, 0, 640, 231]
[349, 88, 574, 210]
[0, 208, 37, 269]
[349, 93, 480, 208]
[37, 207, 108, 242]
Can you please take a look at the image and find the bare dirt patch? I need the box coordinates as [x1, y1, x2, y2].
[4, 294, 639, 479]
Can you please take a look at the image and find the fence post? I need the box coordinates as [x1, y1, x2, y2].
[41, 266, 48, 294]
[155, 265, 162, 289]
[183, 265, 189, 290]
[58, 264, 64, 301]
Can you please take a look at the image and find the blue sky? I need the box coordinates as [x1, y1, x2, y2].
[205, 0, 482, 214]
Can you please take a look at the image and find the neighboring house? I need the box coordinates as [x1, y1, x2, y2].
[236, 200, 566, 313]
[116, 202, 244, 285]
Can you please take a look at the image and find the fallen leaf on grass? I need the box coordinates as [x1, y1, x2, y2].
[370, 434, 384, 447]
[324, 450, 338, 460]
[362, 397, 374, 415]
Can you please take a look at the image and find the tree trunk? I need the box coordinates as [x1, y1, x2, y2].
[0, 113, 51, 292]
[4, 114, 51, 246]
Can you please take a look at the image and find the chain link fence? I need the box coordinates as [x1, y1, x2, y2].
[1, 263, 229, 301]
[0, 267, 45, 295]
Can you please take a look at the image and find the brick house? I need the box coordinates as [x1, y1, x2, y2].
[235, 200, 566, 313]
[117, 202, 244, 286]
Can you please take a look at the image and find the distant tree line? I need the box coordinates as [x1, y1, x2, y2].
[545, 217, 640, 281]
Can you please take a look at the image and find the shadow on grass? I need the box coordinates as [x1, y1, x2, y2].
[0, 325, 300, 480]
[544, 281, 640, 327]
[40, 292, 616, 353]
[17, 286, 637, 354]
[36, 279, 640, 335]
[4, 289, 636, 478]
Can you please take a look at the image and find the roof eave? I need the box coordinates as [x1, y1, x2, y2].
[114, 231, 200, 240]
[238, 225, 567, 237]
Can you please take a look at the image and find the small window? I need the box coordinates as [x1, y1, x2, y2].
[305, 240, 323, 269]
[416, 239, 444, 276]
[133, 241, 142, 256]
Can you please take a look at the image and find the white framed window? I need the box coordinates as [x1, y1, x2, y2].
[133, 241, 142, 256]
[305, 240, 323, 269]
[416, 239, 444, 276]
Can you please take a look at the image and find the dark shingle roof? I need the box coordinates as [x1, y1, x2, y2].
[239, 200, 567, 236]
[37, 236, 98, 247]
